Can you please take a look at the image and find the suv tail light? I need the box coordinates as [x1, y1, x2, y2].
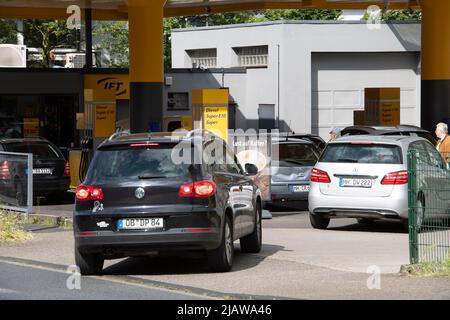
[381, 171, 408, 185]
[64, 160, 70, 177]
[76, 185, 104, 201]
[310, 168, 331, 184]
[0, 161, 11, 180]
[179, 181, 216, 198]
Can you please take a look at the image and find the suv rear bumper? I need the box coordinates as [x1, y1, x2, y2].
[73, 207, 224, 255]
[75, 229, 221, 255]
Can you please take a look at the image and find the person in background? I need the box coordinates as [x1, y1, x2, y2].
[329, 127, 341, 142]
[435, 122, 450, 162]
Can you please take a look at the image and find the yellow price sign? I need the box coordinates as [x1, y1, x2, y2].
[203, 106, 228, 142]
[94, 104, 116, 138]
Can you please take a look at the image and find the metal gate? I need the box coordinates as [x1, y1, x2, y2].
[0, 151, 33, 216]
[408, 150, 450, 264]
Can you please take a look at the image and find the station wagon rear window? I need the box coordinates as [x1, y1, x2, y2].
[275, 143, 319, 166]
[86, 144, 193, 183]
[320, 143, 403, 164]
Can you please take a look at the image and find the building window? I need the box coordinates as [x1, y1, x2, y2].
[234, 46, 268, 67]
[186, 48, 217, 68]
[167, 92, 189, 111]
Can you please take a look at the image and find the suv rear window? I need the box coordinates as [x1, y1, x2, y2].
[320, 143, 403, 164]
[5, 142, 62, 159]
[86, 144, 193, 183]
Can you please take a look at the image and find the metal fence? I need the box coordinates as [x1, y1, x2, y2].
[408, 150, 450, 264]
[0, 151, 33, 216]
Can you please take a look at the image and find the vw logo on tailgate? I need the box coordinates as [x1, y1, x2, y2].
[135, 187, 145, 200]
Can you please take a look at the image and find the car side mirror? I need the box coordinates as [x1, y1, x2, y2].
[245, 163, 259, 176]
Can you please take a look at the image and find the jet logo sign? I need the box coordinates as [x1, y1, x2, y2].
[97, 77, 128, 97]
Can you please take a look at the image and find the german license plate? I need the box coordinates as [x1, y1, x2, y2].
[33, 168, 53, 175]
[118, 218, 164, 230]
[290, 185, 310, 193]
[339, 178, 373, 188]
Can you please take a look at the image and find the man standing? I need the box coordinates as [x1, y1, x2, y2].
[435, 122, 450, 162]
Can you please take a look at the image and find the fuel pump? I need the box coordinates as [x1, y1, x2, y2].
[78, 135, 93, 183]
[69, 101, 95, 186]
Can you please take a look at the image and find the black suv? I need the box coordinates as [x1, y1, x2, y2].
[73, 131, 262, 275]
[0, 137, 70, 206]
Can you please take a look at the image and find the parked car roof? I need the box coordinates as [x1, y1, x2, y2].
[342, 125, 429, 133]
[0, 137, 49, 144]
[330, 134, 429, 145]
[272, 136, 315, 144]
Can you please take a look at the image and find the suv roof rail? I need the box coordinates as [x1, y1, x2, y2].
[108, 130, 131, 141]
[186, 129, 220, 139]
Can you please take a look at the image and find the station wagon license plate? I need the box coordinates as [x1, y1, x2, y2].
[118, 218, 164, 230]
[33, 168, 53, 175]
[290, 185, 310, 193]
[339, 178, 373, 188]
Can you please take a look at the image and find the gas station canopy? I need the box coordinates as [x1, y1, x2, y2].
[0, 0, 420, 20]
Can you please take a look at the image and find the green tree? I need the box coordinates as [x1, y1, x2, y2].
[382, 9, 421, 21]
[363, 9, 422, 21]
[24, 20, 76, 67]
[256, 9, 342, 21]
[0, 19, 17, 44]
[93, 21, 129, 68]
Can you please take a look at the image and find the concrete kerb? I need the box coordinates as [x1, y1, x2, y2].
[19, 213, 73, 229]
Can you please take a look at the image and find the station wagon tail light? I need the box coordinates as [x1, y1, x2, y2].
[381, 171, 408, 185]
[64, 161, 70, 177]
[310, 168, 331, 183]
[0, 161, 11, 180]
[76, 185, 104, 201]
[179, 181, 216, 198]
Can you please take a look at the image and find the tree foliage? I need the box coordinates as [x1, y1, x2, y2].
[93, 21, 129, 68]
[0, 19, 17, 44]
[23, 20, 76, 67]
[381, 9, 421, 21]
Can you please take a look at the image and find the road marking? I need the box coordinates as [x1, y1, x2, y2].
[0, 258, 217, 300]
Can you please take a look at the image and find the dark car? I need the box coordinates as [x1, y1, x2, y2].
[341, 125, 437, 145]
[268, 137, 320, 208]
[282, 133, 326, 152]
[73, 131, 262, 275]
[0, 137, 70, 206]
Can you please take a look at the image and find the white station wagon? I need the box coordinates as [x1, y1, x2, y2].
[308, 135, 450, 230]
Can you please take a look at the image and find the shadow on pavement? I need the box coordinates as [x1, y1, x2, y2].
[102, 244, 285, 276]
[266, 202, 308, 212]
[328, 220, 408, 234]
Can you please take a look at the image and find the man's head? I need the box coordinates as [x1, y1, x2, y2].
[435, 122, 448, 140]
[329, 127, 341, 140]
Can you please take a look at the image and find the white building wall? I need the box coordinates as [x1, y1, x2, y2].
[171, 21, 421, 139]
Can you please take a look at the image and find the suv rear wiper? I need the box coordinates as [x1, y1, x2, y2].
[138, 175, 168, 180]
[336, 159, 359, 163]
